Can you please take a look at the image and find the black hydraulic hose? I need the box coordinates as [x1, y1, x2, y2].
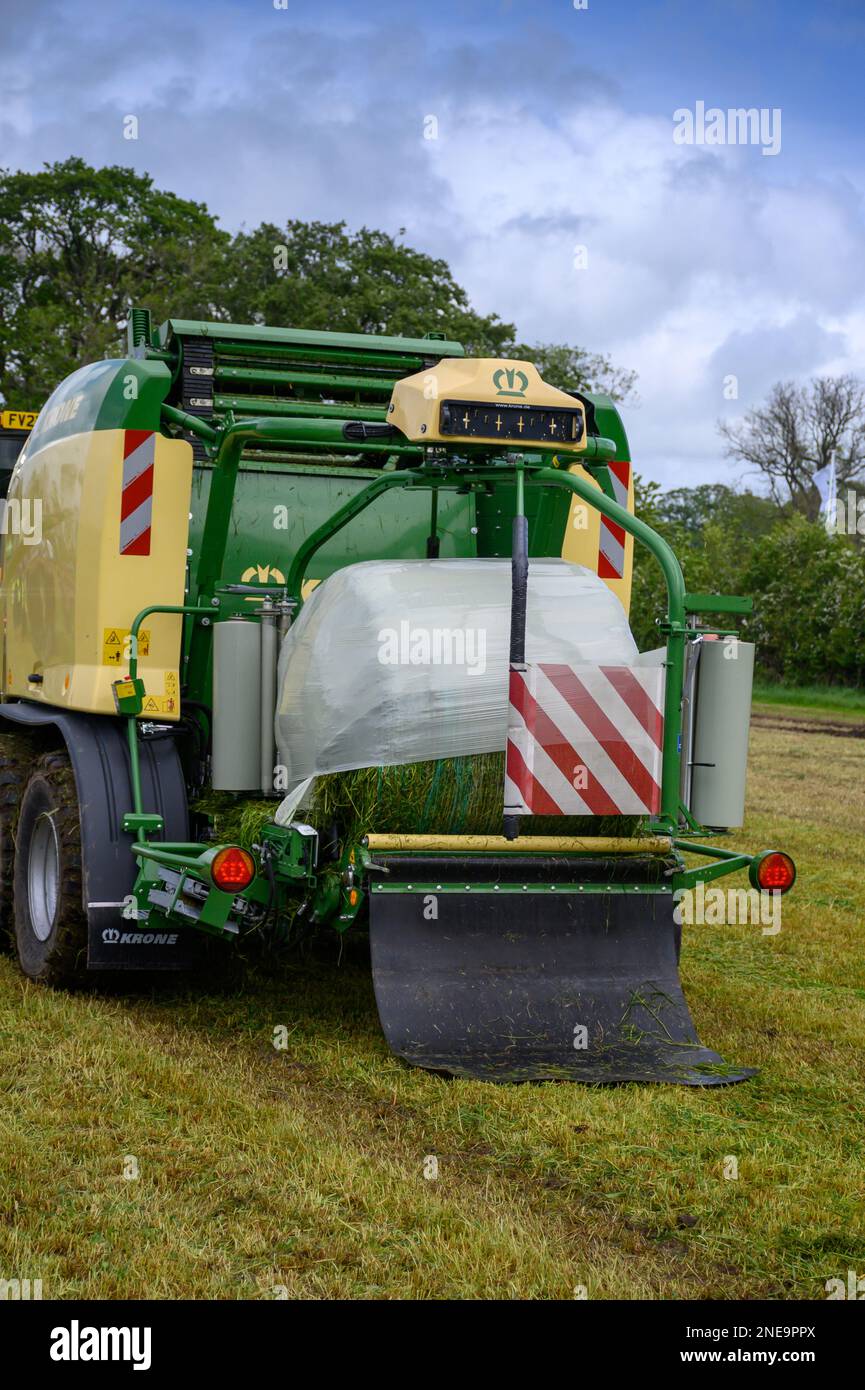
[509, 512, 529, 666]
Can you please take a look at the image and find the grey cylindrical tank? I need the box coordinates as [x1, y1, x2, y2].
[212, 618, 262, 791]
[690, 638, 755, 829]
[259, 604, 278, 794]
[679, 636, 702, 811]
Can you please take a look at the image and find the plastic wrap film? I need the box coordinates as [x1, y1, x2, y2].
[274, 558, 639, 788]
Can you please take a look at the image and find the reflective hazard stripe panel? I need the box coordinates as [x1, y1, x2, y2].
[505, 658, 665, 817]
[119, 430, 155, 556]
[597, 460, 630, 580]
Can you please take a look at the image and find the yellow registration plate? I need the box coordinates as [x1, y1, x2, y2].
[0, 409, 37, 431]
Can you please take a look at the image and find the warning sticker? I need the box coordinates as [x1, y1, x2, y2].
[138, 673, 180, 716]
[102, 627, 150, 666]
[162, 669, 179, 715]
[140, 696, 178, 715]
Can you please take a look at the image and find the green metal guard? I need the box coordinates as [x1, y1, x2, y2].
[155, 403, 745, 838]
[123, 603, 215, 841]
[282, 456, 688, 830]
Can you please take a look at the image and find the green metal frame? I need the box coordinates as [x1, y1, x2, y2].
[111, 398, 781, 934]
[123, 430, 694, 856]
[23, 315, 787, 939]
[159, 396, 623, 697]
[124, 814, 362, 941]
[281, 453, 689, 830]
[154, 407, 752, 835]
[671, 841, 754, 891]
[152, 316, 467, 362]
[122, 603, 214, 840]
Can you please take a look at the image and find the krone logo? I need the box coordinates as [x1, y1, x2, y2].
[241, 564, 286, 584]
[492, 367, 528, 397]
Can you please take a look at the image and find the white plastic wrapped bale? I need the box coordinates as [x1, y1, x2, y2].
[274, 558, 638, 786]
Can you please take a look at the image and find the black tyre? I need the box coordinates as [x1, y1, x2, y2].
[14, 751, 88, 983]
[0, 732, 30, 949]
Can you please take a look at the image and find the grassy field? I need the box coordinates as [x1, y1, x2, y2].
[753, 679, 865, 722]
[1, 705, 863, 1301]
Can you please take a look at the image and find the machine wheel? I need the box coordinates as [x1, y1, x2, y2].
[0, 733, 31, 949]
[14, 751, 88, 984]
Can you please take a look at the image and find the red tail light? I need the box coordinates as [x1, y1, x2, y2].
[751, 851, 796, 894]
[211, 846, 255, 891]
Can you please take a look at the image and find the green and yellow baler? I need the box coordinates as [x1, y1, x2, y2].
[0, 309, 796, 1083]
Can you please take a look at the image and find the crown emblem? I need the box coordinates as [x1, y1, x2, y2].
[492, 367, 529, 397]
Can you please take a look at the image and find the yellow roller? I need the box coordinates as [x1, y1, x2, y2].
[364, 833, 672, 854]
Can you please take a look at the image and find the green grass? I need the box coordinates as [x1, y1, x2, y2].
[0, 709, 863, 1300]
[752, 679, 865, 720]
[196, 755, 637, 845]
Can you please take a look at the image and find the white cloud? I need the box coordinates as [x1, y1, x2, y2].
[2, 5, 864, 488]
[401, 97, 865, 487]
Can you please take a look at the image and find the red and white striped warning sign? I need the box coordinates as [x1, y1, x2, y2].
[505, 657, 665, 816]
[119, 430, 155, 556]
[597, 460, 631, 580]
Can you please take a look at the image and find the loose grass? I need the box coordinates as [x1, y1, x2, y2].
[0, 713, 862, 1299]
[196, 754, 637, 845]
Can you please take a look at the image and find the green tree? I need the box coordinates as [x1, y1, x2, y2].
[629, 478, 777, 654]
[0, 160, 637, 417]
[718, 377, 865, 519]
[507, 341, 637, 402]
[630, 474, 865, 685]
[657, 482, 779, 542]
[741, 517, 865, 684]
[218, 221, 515, 352]
[0, 157, 224, 405]
[629, 474, 670, 650]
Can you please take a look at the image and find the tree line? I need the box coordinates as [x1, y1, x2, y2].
[629, 482, 865, 686]
[0, 157, 632, 406]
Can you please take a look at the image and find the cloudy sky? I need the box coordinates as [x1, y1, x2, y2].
[3, 0, 864, 487]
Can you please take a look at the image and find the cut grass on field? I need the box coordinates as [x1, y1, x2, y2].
[0, 707, 863, 1300]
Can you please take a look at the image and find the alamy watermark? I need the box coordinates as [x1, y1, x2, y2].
[674, 884, 783, 935]
[825, 1270, 865, 1299]
[0, 497, 42, 544]
[1, 1276, 43, 1299]
[826, 489, 865, 536]
[673, 101, 782, 157]
[377, 622, 487, 675]
[50, 1323, 151, 1370]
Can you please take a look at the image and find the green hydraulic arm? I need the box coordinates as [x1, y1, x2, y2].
[158, 392, 719, 832]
